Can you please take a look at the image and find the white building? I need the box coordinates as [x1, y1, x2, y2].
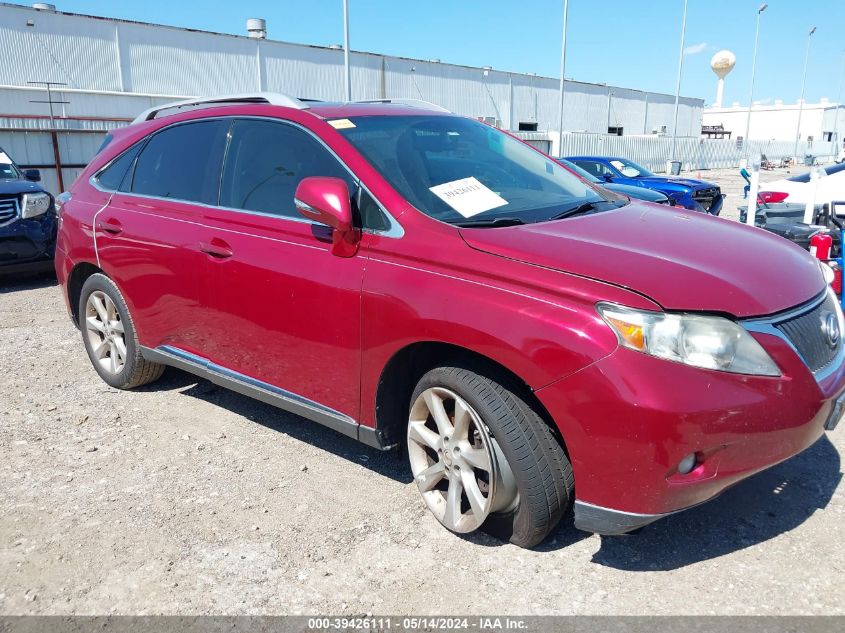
[702, 99, 845, 151]
[0, 3, 711, 193]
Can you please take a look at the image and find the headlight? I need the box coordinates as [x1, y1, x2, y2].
[21, 192, 51, 219]
[597, 303, 780, 376]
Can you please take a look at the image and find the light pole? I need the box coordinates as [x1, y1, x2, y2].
[743, 3, 767, 158]
[343, 0, 351, 101]
[834, 51, 845, 156]
[669, 0, 688, 167]
[556, 0, 569, 157]
[793, 26, 817, 160]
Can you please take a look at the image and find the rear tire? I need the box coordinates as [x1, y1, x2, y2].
[407, 365, 573, 548]
[79, 273, 164, 389]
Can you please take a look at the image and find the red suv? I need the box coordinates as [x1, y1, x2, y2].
[55, 94, 844, 548]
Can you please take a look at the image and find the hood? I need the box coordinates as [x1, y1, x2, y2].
[604, 182, 667, 202]
[635, 176, 716, 191]
[0, 179, 45, 196]
[460, 202, 824, 318]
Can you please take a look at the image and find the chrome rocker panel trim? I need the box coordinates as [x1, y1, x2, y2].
[140, 345, 393, 451]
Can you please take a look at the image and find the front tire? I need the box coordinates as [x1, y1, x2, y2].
[79, 273, 164, 389]
[407, 365, 573, 548]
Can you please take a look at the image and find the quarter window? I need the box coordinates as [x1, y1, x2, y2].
[130, 120, 229, 205]
[220, 119, 355, 219]
[95, 143, 142, 192]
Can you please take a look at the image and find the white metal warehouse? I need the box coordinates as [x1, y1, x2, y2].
[0, 2, 708, 194]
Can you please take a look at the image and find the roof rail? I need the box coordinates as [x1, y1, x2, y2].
[355, 98, 451, 113]
[132, 92, 308, 124]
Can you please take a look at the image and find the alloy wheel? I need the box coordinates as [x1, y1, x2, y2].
[407, 387, 518, 533]
[85, 290, 126, 375]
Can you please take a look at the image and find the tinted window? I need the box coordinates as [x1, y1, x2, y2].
[131, 120, 228, 204]
[358, 188, 390, 231]
[95, 143, 142, 191]
[220, 119, 354, 219]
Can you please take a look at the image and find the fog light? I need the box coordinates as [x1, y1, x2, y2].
[678, 453, 697, 474]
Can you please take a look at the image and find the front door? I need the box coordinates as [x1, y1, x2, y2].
[197, 118, 367, 421]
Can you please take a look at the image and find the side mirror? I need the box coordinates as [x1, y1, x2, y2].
[24, 169, 41, 182]
[602, 172, 614, 182]
[294, 177, 360, 257]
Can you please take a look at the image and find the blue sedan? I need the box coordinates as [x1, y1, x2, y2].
[565, 155, 723, 215]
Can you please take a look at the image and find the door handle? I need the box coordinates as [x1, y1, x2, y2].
[96, 218, 123, 235]
[199, 239, 233, 259]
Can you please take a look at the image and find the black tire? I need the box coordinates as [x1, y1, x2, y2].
[79, 273, 164, 389]
[409, 364, 574, 548]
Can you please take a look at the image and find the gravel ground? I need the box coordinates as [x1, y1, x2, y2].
[1, 167, 843, 616]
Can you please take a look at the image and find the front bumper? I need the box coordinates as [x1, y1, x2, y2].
[536, 328, 845, 535]
[0, 213, 57, 274]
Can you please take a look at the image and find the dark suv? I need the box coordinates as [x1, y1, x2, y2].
[0, 148, 56, 275]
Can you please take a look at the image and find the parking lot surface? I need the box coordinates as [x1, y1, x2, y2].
[1, 168, 844, 615]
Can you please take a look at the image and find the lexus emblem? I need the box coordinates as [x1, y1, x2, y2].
[822, 312, 841, 349]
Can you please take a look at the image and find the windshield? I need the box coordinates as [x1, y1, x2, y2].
[557, 158, 600, 183]
[0, 148, 21, 180]
[337, 116, 623, 225]
[609, 158, 655, 178]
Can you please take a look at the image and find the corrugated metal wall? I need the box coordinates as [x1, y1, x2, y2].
[0, 3, 704, 136]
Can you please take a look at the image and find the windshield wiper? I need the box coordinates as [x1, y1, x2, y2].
[549, 201, 607, 220]
[452, 217, 526, 228]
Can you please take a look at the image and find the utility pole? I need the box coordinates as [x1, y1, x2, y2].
[669, 0, 688, 168]
[27, 80, 69, 128]
[556, 0, 569, 157]
[743, 3, 768, 159]
[793, 26, 816, 160]
[28, 80, 70, 191]
[343, 0, 351, 101]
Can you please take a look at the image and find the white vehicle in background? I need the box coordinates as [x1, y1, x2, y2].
[758, 162, 845, 206]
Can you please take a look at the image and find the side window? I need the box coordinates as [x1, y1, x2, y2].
[95, 143, 142, 192]
[220, 119, 355, 219]
[574, 160, 602, 178]
[357, 188, 390, 232]
[130, 120, 228, 205]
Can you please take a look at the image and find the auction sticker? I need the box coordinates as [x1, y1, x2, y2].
[429, 177, 507, 218]
[328, 118, 356, 130]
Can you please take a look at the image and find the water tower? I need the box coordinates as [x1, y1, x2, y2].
[710, 50, 736, 108]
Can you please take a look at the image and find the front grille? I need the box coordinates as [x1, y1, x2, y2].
[0, 195, 19, 225]
[775, 293, 842, 373]
[693, 187, 721, 212]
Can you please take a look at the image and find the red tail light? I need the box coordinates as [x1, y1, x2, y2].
[831, 265, 842, 295]
[758, 191, 789, 204]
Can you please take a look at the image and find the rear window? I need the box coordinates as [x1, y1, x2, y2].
[130, 120, 228, 205]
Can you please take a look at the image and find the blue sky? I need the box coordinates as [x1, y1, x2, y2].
[48, 0, 845, 105]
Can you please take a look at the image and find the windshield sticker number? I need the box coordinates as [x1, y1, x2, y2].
[429, 177, 507, 218]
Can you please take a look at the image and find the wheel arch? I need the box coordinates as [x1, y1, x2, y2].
[67, 261, 106, 327]
[373, 341, 569, 456]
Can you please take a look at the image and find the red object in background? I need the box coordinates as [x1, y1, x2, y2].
[53, 99, 842, 536]
[810, 232, 833, 260]
[831, 266, 843, 295]
[758, 191, 789, 204]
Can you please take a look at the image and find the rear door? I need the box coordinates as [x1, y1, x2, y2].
[95, 119, 229, 353]
[196, 117, 373, 420]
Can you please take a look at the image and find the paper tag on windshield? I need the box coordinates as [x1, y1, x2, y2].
[429, 177, 507, 218]
[0, 152, 10, 164]
[328, 118, 356, 130]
